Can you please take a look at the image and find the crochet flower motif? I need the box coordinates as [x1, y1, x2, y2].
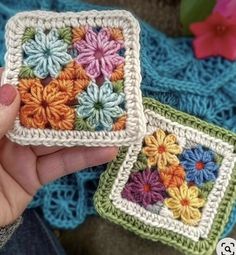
[76, 80, 125, 131]
[180, 146, 219, 186]
[75, 27, 125, 79]
[143, 129, 182, 169]
[165, 182, 205, 225]
[23, 28, 72, 79]
[190, 12, 236, 60]
[160, 165, 185, 188]
[122, 169, 166, 208]
[19, 79, 75, 130]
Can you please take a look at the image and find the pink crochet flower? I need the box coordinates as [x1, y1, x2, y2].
[75, 28, 125, 80]
[122, 169, 166, 208]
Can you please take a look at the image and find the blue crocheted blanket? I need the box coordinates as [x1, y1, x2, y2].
[0, 0, 235, 237]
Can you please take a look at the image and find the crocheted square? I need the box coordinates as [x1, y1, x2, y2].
[3, 10, 145, 146]
[95, 98, 236, 255]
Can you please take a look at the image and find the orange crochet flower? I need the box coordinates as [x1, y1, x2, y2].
[110, 64, 124, 82]
[72, 26, 87, 44]
[57, 62, 75, 80]
[108, 28, 124, 41]
[74, 62, 90, 80]
[58, 61, 90, 80]
[73, 79, 90, 97]
[160, 165, 185, 188]
[47, 105, 75, 130]
[19, 83, 73, 129]
[112, 115, 127, 131]
[18, 79, 42, 103]
[47, 79, 74, 102]
[20, 105, 47, 129]
[57, 61, 90, 98]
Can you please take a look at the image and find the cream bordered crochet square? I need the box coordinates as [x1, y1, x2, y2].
[3, 10, 145, 147]
[95, 98, 236, 255]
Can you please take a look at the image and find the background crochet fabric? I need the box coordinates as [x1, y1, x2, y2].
[0, 0, 235, 238]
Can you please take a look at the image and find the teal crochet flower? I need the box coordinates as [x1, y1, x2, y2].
[76, 81, 125, 131]
[22, 28, 72, 78]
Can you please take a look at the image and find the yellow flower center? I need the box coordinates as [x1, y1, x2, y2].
[180, 198, 190, 206]
[195, 161, 205, 171]
[158, 145, 166, 154]
[143, 184, 151, 192]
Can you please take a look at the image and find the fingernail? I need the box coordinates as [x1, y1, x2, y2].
[0, 84, 17, 106]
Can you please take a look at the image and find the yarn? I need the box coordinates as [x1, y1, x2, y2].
[180, 146, 219, 186]
[18, 79, 76, 130]
[76, 81, 125, 131]
[165, 182, 205, 226]
[74, 27, 125, 80]
[22, 28, 72, 78]
[159, 165, 185, 188]
[28, 165, 106, 229]
[94, 98, 236, 254]
[121, 169, 166, 208]
[0, 0, 235, 236]
[143, 129, 182, 169]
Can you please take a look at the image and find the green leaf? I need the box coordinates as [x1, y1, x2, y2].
[132, 152, 148, 171]
[199, 181, 214, 199]
[75, 117, 94, 131]
[19, 65, 35, 79]
[58, 27, 72, 44]
[22, 27, 36, 44]
[112, 80, 124, 94]
[215, 153, 223, 165]
[180, 0, 216, 35]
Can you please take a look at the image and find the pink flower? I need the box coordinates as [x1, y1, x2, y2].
[190, 12, 236, 60]
[121, 169, 166, 208]
[214, 0, 236, 17]
[75, 28, 125, 80]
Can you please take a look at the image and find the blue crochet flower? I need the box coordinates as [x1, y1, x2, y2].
[180, 145, 219, 186]
[76, 80, 125, 131]
[22, 28, 72, 78]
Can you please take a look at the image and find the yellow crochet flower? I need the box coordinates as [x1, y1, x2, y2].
[143, 129, 182, 169]
[165, 182, 205, 226]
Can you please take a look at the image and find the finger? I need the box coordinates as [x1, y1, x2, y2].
[0, 67, 4, 79]
[37, 147, 118, 185]
[0, 84, 20, 139]
[31, 145, 63, 156]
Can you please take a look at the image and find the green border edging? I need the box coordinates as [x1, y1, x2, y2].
[94, 99, 236, 255]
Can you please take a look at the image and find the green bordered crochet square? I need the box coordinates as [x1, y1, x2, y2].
[94, 98, 236, 255]
[3, 10, 145, 147]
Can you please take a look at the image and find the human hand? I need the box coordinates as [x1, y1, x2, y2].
[0, 68, 118, 227]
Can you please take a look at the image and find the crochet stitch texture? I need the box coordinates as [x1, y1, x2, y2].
[76, 81, 125, 131]
[4, 10, 145, 147]
[23, 28, 72, 78]
[0, 0, 235, 239]
[95, 98, 236, 255]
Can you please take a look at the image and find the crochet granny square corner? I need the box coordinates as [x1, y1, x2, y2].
[94, 98, 236, 255]
[3, 10, 145, 146]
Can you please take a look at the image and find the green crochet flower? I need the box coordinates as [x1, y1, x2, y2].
[76, 81, 125, 131]
[22, 28, 72, 79]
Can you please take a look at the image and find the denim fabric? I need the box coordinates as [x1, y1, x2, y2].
[0, 209, 66, 255]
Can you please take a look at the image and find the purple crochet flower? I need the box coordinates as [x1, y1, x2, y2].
[122, 169, 166, 208]
[74, 27, 124, 80]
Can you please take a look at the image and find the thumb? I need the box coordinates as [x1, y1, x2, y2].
[0, 84, 20, 139]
